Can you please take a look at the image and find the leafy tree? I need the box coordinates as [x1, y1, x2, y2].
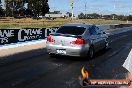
[0, 0, 4, 16]
[41, 0, 49, 16]
[27, 0, 49, 16]
[4, 0, 49, 17]
[5, 0, 11, 16]
[90, 13, 100, 19]
[117, 15, 124, 20]
[127, 15, 132, 21]
[78, 13, 101, 19]
[78, 13, 85, 19]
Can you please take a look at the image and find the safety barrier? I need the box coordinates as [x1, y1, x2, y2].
[0, 27, 59, 45]
[0, 24, 132, 45]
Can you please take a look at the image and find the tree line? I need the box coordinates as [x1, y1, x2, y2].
[0, 0, 49, 17]
[78, 13, 132, 21]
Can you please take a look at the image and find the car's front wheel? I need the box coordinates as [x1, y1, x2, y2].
[88, 46, 94, 59]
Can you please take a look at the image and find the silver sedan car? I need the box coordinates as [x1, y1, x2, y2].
[46, 23, 108, 58]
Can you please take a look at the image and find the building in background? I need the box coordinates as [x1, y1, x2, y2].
[45, 11, 65, 19]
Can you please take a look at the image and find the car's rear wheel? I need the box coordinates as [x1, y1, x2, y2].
[88, 46, 94, 59]
[49, 53, 55, 58]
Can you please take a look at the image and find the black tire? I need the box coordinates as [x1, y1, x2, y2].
[48, 53, 56, 58]
[88, 46, 94, 59]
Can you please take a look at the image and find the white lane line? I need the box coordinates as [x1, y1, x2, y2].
[108, 47, 124, 57]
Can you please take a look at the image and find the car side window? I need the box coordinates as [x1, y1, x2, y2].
[95, 27, 102, 34]
[89, 26, 97, 35]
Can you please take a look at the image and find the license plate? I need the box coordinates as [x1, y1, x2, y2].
[57, 49, 66, 54]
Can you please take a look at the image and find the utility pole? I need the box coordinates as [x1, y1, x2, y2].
[84, 2, 87, 18]
[85, 3, 86, 15]
[113, 0, 116, 20]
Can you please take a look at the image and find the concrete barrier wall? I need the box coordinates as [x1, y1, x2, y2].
[98, 24, 132, 30]
[109, 24, 118, 29]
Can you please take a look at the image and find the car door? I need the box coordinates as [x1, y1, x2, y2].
[95, 26, 106, 49]
[89, 26, 101, 51]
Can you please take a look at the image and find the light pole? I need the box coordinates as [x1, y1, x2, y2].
[72, 7, 73, 20]
[70, 0, 74, 20]
[84, 1, 87, 18]
[127, 10, 129, 23]
[113, 0, 117, 20]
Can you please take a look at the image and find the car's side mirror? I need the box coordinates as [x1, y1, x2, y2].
[103, 32, 106, 34]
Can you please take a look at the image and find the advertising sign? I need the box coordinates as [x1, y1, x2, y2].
[0, 27, 59, 45]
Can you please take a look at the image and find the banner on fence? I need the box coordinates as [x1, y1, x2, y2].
[0, 27, 59, 45]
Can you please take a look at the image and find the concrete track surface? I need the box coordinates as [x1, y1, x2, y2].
[0, 28, 132, 88]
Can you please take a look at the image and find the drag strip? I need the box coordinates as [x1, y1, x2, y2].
[0, 29, 132, 88]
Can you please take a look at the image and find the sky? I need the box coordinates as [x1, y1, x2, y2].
[1, 0, 132, 15]
[48, 0, 132, 15]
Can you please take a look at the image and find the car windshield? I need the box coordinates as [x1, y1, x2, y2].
[56, 26, 86, 35]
